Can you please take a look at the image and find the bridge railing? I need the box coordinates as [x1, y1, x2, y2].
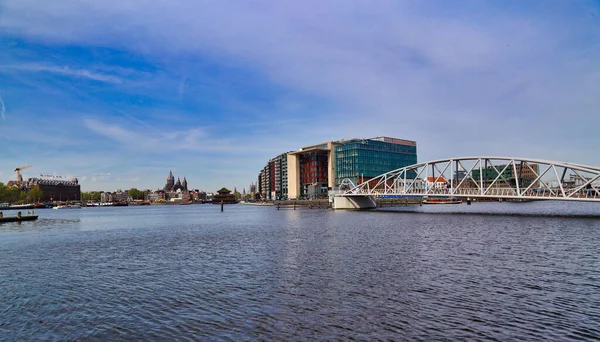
[346, 187, 600, 200]
[341, 156, 600, 202]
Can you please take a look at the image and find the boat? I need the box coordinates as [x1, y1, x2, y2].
[52, 204, 82, 209]
[8, 204, 35, 210]
[422, 198, 462, 204]
[0, 214, 38, 223]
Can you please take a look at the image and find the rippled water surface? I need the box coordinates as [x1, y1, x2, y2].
[1, 202, 600, 340]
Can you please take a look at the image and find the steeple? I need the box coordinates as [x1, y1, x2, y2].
[183, 177, 188, 192]
[165, 169, 175, 191]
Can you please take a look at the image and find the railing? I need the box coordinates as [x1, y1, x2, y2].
[340, 157, 600, 202]
[343, 187, 600, 200]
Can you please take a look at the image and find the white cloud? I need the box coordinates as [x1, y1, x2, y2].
[0, 94, 5, 121]
[0, 64, 122, 83]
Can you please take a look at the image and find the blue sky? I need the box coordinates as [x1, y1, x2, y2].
[1, 0, 599, 191]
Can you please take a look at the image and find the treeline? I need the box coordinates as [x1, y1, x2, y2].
[0, 183, 43, 204]
[80, 192, 101, 201]
[80, 188, 146, 202]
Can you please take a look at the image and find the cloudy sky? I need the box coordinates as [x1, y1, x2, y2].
[0, 0, 599, 191]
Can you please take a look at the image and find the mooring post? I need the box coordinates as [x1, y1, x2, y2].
[221, 201, 224, 212]
[277, 202, 280, 210]
[294, 201, 296, 210]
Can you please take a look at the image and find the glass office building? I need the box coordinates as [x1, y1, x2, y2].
[335, 137, 417, 185]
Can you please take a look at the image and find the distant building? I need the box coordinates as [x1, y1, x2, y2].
[25, 177, 81, 202]
[471, 164, 539, 188]
[163, 170, 189, 200]
[426, 176, 448, 189]
[212, 188, 236, 204]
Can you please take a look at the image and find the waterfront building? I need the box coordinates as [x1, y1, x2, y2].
[25, 177, 81, 202]
[334, 137, 418, 186]
[286, 137, 417, 199]
[256, 152, 291, 200]
[288, 141, 339, 199]
[212, 188, 236, 204]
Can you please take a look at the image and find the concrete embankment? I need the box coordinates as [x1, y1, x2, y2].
[243, 198, 424, 209]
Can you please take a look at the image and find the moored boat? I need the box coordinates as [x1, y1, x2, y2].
[52, 204, 82, 209]
[8, 204, 35, 210]
[422, 198, 462, 204]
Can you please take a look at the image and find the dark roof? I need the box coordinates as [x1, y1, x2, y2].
[217, 187, 231, 194]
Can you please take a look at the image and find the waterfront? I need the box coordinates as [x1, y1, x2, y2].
[1, 203, 600, 340]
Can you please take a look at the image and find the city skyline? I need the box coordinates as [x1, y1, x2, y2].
[1, 1, 599, 191]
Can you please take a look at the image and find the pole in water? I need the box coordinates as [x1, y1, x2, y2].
[294, 201, 296, 210]
[221, 201, 224, 212]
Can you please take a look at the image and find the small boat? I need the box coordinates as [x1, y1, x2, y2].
[52, 204, 82, 209]
[422, 198, 462, 205]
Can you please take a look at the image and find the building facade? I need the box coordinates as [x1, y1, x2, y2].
[334, 137, 418, 186]
[256, 136, 418, 200]
[25, 177, 81, 202]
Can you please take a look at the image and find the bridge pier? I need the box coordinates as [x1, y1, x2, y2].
[332, 195, 377, 210]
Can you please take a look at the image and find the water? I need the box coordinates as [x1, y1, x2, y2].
[1, 203, 600, 340]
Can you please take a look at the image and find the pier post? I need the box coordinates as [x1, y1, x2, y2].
[221, 201, 224, 212]
[294, 202, 296, 210]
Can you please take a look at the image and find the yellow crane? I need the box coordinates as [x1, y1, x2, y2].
[14, 164, 32, 185]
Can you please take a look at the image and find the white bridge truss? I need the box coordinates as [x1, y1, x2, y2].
[342, 157, 600, 202]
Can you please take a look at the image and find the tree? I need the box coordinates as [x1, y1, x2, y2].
[0, 183, 26, 204]
[28, 187, 43, 203]
[129, 188, 143, 200]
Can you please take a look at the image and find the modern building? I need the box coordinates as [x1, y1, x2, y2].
[286, 137, 417, 199]
[288, 141, 339, 199]
[256, 152, 290, 200]
[334, 137, 418, 186]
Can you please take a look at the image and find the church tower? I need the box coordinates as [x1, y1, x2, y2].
[183, 177, 188, 192]
[165, 170, 175, 191]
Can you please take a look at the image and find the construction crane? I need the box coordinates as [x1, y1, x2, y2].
[14, 164, 32, 185]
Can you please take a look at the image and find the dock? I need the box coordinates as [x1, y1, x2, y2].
[0, 213, 39, 223]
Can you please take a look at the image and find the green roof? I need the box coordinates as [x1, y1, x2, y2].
[217, 187, 231, 194]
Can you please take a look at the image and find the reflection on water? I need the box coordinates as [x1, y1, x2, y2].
[1, 203, 599, 340]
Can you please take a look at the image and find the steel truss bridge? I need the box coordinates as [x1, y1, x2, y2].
[340, 157, 600, 202]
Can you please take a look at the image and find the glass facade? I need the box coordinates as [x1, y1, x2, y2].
[335, 139, 417, 185]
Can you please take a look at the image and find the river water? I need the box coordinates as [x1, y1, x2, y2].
[1, 202, 599, 340]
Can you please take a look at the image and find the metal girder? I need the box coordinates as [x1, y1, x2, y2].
[342, 157, 600, 202]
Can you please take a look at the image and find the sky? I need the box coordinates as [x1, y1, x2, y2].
[0, 0, 599, 192]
